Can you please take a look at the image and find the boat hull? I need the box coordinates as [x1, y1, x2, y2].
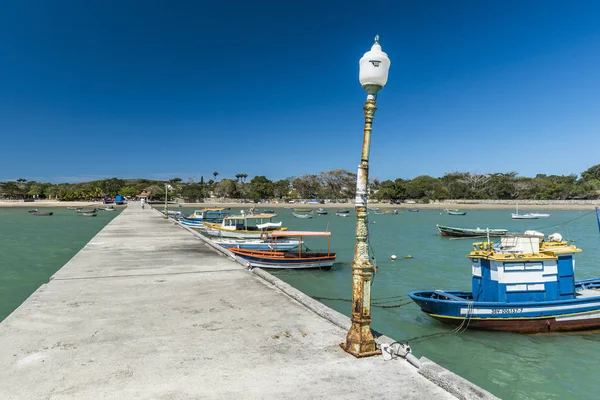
[409, 284, 600, 333]
[437, 225, 507, 237]
[230, 249, 336, 270]
[215, 240, 299, 251]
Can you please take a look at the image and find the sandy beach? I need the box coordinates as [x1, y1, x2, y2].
[169, 201, 600, 211]
[0, 201, 107, 208]
[1, 200, 597, 210]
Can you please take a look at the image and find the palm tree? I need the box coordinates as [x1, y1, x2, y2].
[213, 171, 219, 181]
[235, 174, 241, 183]
[242, 174, 248, 183]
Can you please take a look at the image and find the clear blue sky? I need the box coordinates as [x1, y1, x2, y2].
[1, 0, 599, 183]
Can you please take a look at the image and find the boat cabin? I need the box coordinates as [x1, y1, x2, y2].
[220, 213, 281, 232]
[468, 234, 581, 303]
[187, 208, 230, 222]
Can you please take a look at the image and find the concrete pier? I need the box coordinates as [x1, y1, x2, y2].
[0, 203, 495, 399]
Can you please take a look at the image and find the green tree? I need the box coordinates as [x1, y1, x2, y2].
[214, 179, 238, 198]
[405, 175, 449, 201]
[273, 179, 290, 199]
[247, 176, 274, 201]
[581, 164, 600, 182]
[182, 183, 204, 202]
[3, 181, 22, 198]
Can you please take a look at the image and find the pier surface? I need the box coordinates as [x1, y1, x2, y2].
[0, 204, 483, 399]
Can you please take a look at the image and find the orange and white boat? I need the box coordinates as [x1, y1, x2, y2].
[229, 231, 336, 269]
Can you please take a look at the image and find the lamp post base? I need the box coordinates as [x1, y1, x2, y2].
[341, 314, 381, 358]
[340, 342, 381, 358]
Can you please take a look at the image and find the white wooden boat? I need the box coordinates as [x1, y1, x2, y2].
[511, 204, 538, 219]
[292, 212, 313, 219]
[203, 213, 287, 239]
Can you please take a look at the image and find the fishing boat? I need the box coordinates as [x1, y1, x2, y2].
[81, 211, 97, 217]
[294, 208, 311, 212]
[410, 221, 600, 333]
[511, 204, 538, 219]
[408, 209, 419, 212]
[335, 209, 350, 217]
[179, 219, 207, 229]
[229, 231, 336, 269]
[447, 211, 467, 216]
[437, 225, 508, 237]
[292, 212, 313, 219]
[316, 208, 328, 215]
[28, 209, 39, 213]
[66, 206, 79, 210]
[31, 211, 53, 216]
[444, 209, 459, 212]
[263, 209, 274, 213]
[209, 237, 300, 251]
[183, 208, 230, 222]
[203, 213, 286, 239]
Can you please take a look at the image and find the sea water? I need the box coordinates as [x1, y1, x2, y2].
[0, 206, 122, 321]
[2, 205, 599, 399]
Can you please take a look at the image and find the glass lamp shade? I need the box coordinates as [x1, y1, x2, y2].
[359, 36, 391, 89]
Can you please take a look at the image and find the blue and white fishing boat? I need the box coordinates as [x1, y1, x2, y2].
[410, 215, 600, 333]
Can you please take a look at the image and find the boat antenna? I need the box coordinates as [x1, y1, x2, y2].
[486, 227, 491, 248]
[326, 222, 330, 232]
[596, 206, 600, 236]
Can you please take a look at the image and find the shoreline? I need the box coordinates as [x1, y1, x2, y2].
[0, 201, 107, 208]
[171, 202, 599, 211]
[1, 200, 597, 211]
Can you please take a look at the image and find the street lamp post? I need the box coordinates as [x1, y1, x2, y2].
[342, 35, 391, 358]
[164, 184, 168, 219]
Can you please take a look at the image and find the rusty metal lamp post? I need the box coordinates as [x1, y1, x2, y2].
[342, 35, 391, 358]
[163, 184, 168, 219]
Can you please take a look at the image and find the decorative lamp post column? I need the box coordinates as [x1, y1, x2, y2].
[342, 35, 391, 358]
[164, 184, 168, 219]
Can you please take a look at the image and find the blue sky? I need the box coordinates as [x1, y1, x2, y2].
[1, 0, 599, 183]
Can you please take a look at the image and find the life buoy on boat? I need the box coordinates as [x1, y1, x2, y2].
[260, 231, 266, 240]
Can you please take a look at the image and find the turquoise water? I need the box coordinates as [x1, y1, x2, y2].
[2, 205, 599, 399]
[240, 207, 600, 400]
[0, 207, 122, 321]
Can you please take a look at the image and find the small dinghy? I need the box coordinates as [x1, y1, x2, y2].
[31, 211, 53, 216]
